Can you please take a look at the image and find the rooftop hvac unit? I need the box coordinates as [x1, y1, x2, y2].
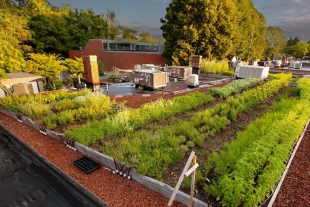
[119, 69, 133, 82]
[236, 65, 269, 80]
[295, 62, 302, 69]
[141, 64, 155, 70]
[188, 74, 199, 88]
[132, 70, 168, 89]
[166, 66, 192, 79]
[12, 83, 34, 95]
[289, 61, 302, 69]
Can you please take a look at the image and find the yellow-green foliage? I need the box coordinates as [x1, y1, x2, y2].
[200, 59, 229, 74]
[19, 101, 51, 118]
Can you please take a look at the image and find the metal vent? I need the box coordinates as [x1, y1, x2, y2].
[73, 156, 100, 174]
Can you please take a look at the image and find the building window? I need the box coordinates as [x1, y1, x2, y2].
[103, 43, 108, 50]
[153, 46, 158, 51]
[109, 43, 116, 50]
[123, 44, 130, 50]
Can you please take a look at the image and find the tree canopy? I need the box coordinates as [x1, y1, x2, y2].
[264, 26, 287, 58]
[160, 0, 267, 65]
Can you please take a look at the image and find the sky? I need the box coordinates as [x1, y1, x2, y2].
[48, 0, 310, 42]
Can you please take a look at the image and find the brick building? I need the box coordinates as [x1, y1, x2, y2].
[68, 39, 166, 72]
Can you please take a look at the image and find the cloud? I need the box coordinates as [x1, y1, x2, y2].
[255, 0, 310, 41]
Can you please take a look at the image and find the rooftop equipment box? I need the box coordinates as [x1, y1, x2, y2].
[119, 69, 133, 82]
[132, 70, 168, 89]
[236, 65, 269, 80]
[12, 83, 34, 95]
[165, 66, 192, 79]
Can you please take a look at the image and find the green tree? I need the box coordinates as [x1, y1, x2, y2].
[232, 0, 267, 61]
[264, 26, 287, 58]
[139, 32, 161, 43]
[287, 37, 300, 47]
[0, 3, 31, 79]
[28, 14, 72, 56]
[121, 28, 138, 42]
[28, 8, 110, 57]
[64, 57, 84, 79]
[160, 0, 264, 65]
[285, 42, 309, 57]
[102, 8, 121, 39]
[25, 53, 66, 85]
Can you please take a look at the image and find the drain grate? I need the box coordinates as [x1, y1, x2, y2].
[73, 156, 100, 174]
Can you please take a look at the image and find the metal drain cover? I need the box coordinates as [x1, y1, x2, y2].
[73, 156, 100, 174]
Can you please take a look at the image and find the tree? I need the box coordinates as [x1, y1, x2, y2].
[232, 0, 267, 61]
[0, 4, 31, 79]
[25, 53, 66, 85]
[28, 8, 110, 57]
[64, 57, 84, 79]
[264, 26, 287, 58]
[121, 28, 138, 42]
[160, 0, 264, 65]
[139, 32, 161, 43]
[285, 42, 309, 57]
[102, 8, 121, 39]
[287, 37, 300, 47]
[28, 14, 72, 56]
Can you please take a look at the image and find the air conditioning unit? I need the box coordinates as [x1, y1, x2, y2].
[166, 66, 192, 79]
[188, 74, 199, 88]
[119, 69, 133, 82]
[132, 70, 168, 89]
[12, 83, 34, 95]
[236, 65, 269, 80]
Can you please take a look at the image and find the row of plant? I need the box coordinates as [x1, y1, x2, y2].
[100, 74, 291, 179]
[208, 78, 262, 98]
[204, 77, 310, 206]
[0, 89, 92, 116]
[65, 91, 215, 145]
[41, 93, 115, 129]
[66, 78, 266, 145]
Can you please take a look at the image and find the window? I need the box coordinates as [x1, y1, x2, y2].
[103, 43, 108, 50]
[123, 44, 130, 50]
[109, 43, 116, 50]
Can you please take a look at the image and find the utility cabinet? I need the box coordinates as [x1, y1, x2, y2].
[12, 83, 34, 95]
[119, 70, 133, 82]
[132, 70, 168, 89]
[165, 66, 192, 79]
[236, 65, 269, 80]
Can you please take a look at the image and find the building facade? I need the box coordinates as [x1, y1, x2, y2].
[68, 39, 166, 72]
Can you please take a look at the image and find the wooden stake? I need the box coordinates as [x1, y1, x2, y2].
[168, 151, 195, 206]
[190, 155, 197, 207]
